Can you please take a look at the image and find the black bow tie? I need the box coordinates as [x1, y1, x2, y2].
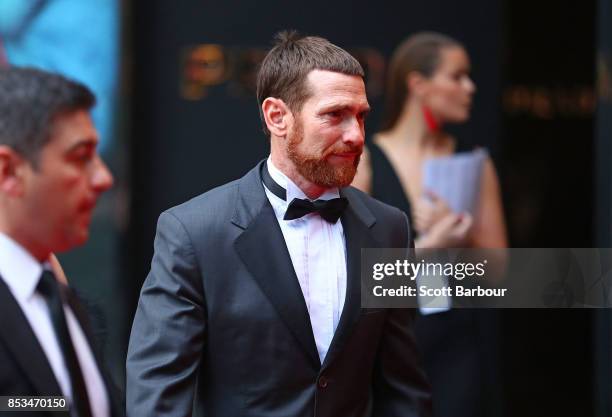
[262, 162, 348, 224]
[285, 198, 348, 223]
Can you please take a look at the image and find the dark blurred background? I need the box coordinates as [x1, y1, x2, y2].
[2, 0, 609, 416]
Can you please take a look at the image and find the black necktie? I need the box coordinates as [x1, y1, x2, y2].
[37, 270, 93, 417]
[261, 162, 348, 223]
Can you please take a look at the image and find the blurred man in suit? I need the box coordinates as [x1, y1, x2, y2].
[127, 31, 431, 417]
[0, 67, 120, 417]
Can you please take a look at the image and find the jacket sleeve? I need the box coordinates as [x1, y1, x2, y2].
[126, 210, 206, 417]
[371, 211, 433, 417]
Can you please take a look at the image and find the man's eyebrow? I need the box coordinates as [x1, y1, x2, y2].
[65, 138, 98, 153]
[320, 103, 371, 113]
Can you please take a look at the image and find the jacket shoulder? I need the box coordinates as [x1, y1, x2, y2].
[344, 186, 407, 220]
[166, 179, 241, 221]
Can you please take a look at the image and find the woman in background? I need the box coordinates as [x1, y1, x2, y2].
[353, 32, 507, 417]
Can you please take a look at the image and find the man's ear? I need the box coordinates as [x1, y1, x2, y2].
[0, 145, 26, 197]
[262, 97, 293, 138]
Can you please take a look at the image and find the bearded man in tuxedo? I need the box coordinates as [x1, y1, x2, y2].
[127, 31, 431, 417]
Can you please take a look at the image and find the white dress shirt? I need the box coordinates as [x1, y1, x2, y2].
[264, 158, 347, 363]
[0, 233, 110, 417]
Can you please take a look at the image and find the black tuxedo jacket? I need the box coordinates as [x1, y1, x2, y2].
[126, 160, 432, 417]
[0, 276, 124, 417]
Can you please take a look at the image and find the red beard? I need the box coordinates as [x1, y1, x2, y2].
[287, 122, 361, 188]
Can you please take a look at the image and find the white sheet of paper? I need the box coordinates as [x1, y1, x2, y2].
[422, 149, 487, 214]
[418, 149, 487, 314]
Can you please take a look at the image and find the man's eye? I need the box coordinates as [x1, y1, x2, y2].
[326, 111, 341, 119]
[72, 152, 93, 163]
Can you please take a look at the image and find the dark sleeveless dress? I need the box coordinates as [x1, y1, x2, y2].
[369, 142, 501, 417]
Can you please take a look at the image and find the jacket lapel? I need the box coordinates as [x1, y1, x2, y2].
[322, 188, 377, 370]
[64, 288, 124, 417]
[0, 277, 64, 399]
[233, 161, 321, 369]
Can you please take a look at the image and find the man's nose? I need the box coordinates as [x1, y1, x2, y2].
[91, 156, 114, 193]
[343, 117, 365, 147]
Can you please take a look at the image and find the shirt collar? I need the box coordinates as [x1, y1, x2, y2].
[266, 157, 341, 206]
[0, 233, 44, 302]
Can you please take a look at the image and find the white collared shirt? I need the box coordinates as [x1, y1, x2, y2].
[0, 233, 110, 417]
[264, 158, 347, 363]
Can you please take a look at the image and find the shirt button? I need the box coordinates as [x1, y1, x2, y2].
[318, 376, 328, 388]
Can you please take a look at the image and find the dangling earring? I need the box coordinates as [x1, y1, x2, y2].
[422, 105, 440, 133]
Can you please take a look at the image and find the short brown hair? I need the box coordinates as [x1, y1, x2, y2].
[380, 32, 463, 132]
[256, 30, 364, 137]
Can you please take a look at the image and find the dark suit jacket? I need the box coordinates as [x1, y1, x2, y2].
[126, 160, 432, 417]
[0, 276, 124, 417]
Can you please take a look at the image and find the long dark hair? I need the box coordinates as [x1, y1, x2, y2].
[380, 32, 463, 132]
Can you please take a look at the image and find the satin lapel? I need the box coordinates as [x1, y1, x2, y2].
[322, 189, 377, 370]
[233, 161, 320, 369]
[0, 277, 63, 398]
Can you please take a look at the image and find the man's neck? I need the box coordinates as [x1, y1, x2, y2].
[269, 154, 329, 200]
[0, 224, 50, 263]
